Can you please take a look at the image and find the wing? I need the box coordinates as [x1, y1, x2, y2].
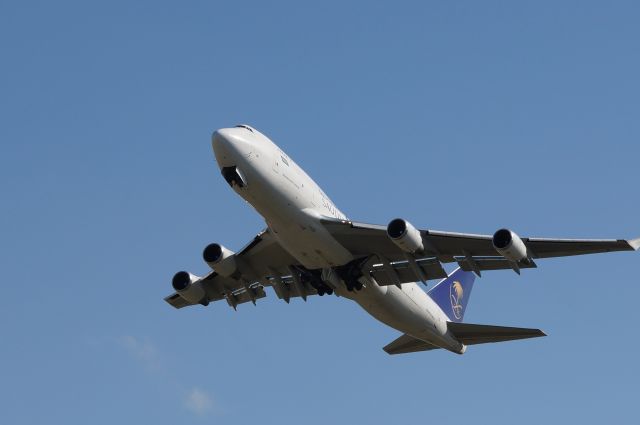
[321, 219, 639, 283]
[165, 228, 323, 309]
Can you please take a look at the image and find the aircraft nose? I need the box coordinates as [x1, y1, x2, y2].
[211, 127, 251, 166]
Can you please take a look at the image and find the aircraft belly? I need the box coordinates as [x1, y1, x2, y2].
[355, 284, 437, 335]
[268, 215, 354, 269]
[353, 282, 463, 352]
[239, 167, 352, 269]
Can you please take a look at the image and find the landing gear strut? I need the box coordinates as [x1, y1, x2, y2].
[335, 257, 369, 292]
[316, 286, 334, 296]
[297, 267, 334, 296]
[344, 280, 363, 292]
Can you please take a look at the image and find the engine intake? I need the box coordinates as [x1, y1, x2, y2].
[172, 271, 192, 291]
[492, 228, 528, 263]
[171, 271, 205, 303]
[203, 243, 237, 276]
[387, 218, 424, 254]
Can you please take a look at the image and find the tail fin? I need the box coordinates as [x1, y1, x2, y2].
[427, 267, 475, 322]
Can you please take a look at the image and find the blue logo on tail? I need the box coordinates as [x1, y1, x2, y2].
[450, 280, 465, 320]
[428, 268, 476, 322]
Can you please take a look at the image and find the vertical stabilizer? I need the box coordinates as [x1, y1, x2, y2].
[427, 268, 476, 322]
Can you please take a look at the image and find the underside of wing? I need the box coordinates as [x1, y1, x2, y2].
[164, 228, 329, 309]
[233, 229, 300, 278]
[165, 219, 637, 309]
[525, 237, 640, 258]
[164, 292, 194, 309]
[321, 218, 638, 282]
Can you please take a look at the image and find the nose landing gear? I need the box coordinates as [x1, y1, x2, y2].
[221, 166, 246, 188]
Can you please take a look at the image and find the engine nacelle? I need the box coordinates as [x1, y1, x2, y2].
[387, 218, 424, 254]
[492, 228, 528, 262]
[202, 243, 237, 277]
[172, 271, 205, 303]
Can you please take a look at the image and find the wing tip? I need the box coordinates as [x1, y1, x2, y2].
[164, 293, 189, 309]
[629, 238, 640, 251]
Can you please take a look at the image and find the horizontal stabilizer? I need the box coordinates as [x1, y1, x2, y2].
[383, 334, 441, 355]
[447, 322, 546, 345]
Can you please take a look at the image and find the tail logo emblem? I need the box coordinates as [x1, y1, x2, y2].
[450, 281, 464, 320]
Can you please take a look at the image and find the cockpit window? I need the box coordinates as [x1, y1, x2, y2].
[235, 124, 254, 133]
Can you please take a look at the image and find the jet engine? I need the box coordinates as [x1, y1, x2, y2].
[387, 218, 424, 254]
[202, 243, 237, 277]
[492, 228, 528, 262]
[172, 271, 206, 303]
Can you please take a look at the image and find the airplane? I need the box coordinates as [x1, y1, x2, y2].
[164, 124, 639, 355]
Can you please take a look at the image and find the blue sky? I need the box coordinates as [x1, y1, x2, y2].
[1, 1, 639, 424]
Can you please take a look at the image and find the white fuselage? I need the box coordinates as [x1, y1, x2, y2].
[212, 126, 464, 353]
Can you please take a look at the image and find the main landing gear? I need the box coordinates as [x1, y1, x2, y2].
[297, 267, 334, 296]
[297, 258, 369, 296]
[316, 286, 334, 296]
[335, 257, 369, 292]
[344, 280, 363, 292]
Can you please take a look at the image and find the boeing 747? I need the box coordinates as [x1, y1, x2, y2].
[165, 125, 639, 355]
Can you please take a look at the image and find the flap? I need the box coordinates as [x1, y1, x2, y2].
[457, 257, 537, 273]
[369, 257, 448, 285]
